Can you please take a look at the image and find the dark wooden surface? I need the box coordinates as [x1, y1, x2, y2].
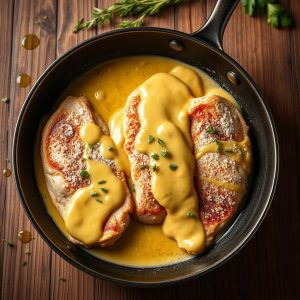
[0, 0, 299, 299]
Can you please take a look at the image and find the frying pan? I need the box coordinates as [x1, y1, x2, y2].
[13, 0, 279, 286]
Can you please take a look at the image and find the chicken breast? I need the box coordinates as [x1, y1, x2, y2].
[123, 91, 166, 224]
[41, 96, 133, 247]
[189, 94, 251, 245]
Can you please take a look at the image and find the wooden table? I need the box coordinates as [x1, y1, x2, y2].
[1, 0, 299, 299]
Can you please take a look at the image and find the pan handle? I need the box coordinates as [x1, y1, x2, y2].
[192, 0, 239, 51]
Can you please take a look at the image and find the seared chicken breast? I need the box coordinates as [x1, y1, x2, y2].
[41, 96, 133, 247]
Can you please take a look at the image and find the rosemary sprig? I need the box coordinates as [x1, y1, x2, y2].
[73, 0, 184, 33]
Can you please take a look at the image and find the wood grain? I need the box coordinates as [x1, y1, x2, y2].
[0, 0, 300, 299]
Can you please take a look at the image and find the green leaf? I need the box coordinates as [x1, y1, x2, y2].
[241, 0, 256, 16]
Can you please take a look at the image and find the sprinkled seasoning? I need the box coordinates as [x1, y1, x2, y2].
[95, 199, 103, 204]
[22, 261, 27, 267]
[3, 169, 12, 177]
[151, 153, 159, 160]
[98, 180, 106, 184]
[139, 164, 148, 170]
[79, 170, 90, 178]
[148, 135, 155, 144]
[108, 146, 113, 151]
[169, 163, 177, 171]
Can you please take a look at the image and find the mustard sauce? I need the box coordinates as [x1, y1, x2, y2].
[35, 56, 241, 267]
[135, 73, 205, 254]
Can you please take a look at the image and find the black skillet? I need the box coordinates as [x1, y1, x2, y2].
[13, 0, 279, 286]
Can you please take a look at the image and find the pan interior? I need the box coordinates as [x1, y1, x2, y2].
[14, 29, 278, 286]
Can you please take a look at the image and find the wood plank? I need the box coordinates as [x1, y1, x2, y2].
[0, 0, 14, 295]
[49, 1, 97, 299]
[1, 0, 57, 299]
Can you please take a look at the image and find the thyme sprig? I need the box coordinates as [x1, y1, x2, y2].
[73, 0, 184, 33]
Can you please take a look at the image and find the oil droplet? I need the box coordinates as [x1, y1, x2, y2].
[18, 230, 32, 243]
[95, 89, 105, 101]
[16, 74, 31, 88]
[3, 169, 11, 177]
[22, 34, 40, 50]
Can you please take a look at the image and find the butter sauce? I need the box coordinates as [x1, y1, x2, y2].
[35, 56, 239, 267]
[135, 73, 205, 254]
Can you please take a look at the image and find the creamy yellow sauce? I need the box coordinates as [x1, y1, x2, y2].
[36, 55, 239, 267]
[135, 72, 205, 254]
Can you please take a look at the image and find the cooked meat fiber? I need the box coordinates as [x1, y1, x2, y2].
[189, 95, 250, 244]
[123, 91, 166, 224]
[41, 96, 133, 247]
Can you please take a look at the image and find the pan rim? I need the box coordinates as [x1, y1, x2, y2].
[12, 26, 279, 287]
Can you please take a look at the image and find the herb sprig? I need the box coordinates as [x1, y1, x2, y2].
[74, 0, 293, 33]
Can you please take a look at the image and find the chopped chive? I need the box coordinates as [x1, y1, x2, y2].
[225, 149, 235, 154]
[128, 182, 135, 193]
[22, 261, 27, 267]
[148, 135, 155, 144]
[139, 164, 148, 170]
[88, 144, 93, 148]
[169, 163, 178, 171]
[90, 191, 99, 197]
[1, 97, 9, 103]
[150, 164, 157, 172]
[79, 170, 90, 178]
[216, 140, 223, 153]
[95, 199, 103, 204]
[3, 239, 14, 247]
[151, 153, 159, 161]
[108, 146, 113, 151]
[157, 138, 166, 147]
[98, 180, 106, 184]
[160, 148, 168, 157]
[206, 125, 217, 134]
[186, 211, 196, 218]
[101, 187, 108, 193]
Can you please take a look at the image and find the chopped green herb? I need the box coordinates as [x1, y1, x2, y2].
[22, 261, 27, 267]
[186, 211, 196, 218]
[148, 135, 155, 144]
[1, 97, 9, 103]
[108, 146, 113, 151]
[96, 199, 103, 204]
[206, 125, 217, 134]
[88, 143, 93, 148]
[3, 239, 14, 247]
[128, 183, 135, 193]
[139, 164, 148, 170]
[157, 138, 166, 147]
[101, 187, 108, 193]
[98, 180, 106, 184]
[151, 153, 159, 161]
[169, 163, 177, 171]
[150, 164, 157, 172]
[160, 148, 169, 157]
[90, 191, 99, 197]
[216, 140, 223, 153]
[79, 170, 90, 178]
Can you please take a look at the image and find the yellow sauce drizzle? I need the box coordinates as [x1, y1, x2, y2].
[195, 137, 252, 173]
[200, 177, 246, 193]
[170, 66, 203, 97]
[135, 72, 206, 254]
[65, 123, 126, 245]
[80, 122, 102, 144]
